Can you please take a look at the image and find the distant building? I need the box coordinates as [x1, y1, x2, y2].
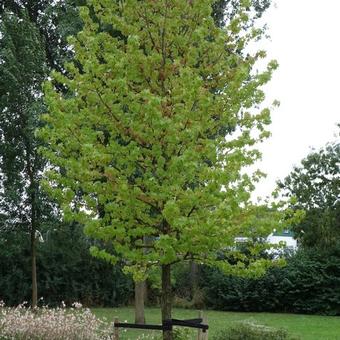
[234, 229, 298, 256]
[234, 236, 251, 244]
[266, 229, 298, 252]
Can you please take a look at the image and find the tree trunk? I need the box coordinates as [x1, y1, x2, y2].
[134, 280, 146, 324]
[161, 264, 172, 340]
[26, 143, 38, 308]
[190, 261, 198, 299]
[31, 225, 37, 308]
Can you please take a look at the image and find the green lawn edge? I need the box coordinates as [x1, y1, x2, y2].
[92, 307, 340, 340]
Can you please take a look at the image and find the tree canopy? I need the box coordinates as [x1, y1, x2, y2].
[41, 0, 277, 275]
[278, 135, 340, 248]
[39, 1, 277, 338]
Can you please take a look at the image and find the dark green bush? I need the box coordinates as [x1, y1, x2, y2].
[211, 321, 300, 340]
[201, 246, 340, 315]
[0, 225, 134, 307]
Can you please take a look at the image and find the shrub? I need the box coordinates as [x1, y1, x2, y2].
[201, 246, 340, 315]
[0, 227, 134, 307]
[0, 302, 112, 339]
[211, 321, 300, 340]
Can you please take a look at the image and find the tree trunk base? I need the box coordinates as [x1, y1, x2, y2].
[161, 264, 172, 340]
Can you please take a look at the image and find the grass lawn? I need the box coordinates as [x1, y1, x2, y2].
[92, 307, 340, 340]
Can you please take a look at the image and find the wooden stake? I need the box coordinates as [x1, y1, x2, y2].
[197, 311, 208, 340]
[114, 317, 119, 340]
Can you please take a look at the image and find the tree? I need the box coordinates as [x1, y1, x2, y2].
[278, 136, 340, 248]
[0, 0, 88, 309]
[40, 1, 277, 338]
[0, 10, 50, 307]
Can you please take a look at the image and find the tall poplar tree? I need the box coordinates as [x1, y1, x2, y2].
[0, 11, 49, 307]
[0, 0, 86, 308]
[40, 1, 277, 338]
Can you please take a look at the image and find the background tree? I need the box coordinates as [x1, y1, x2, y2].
[0, 10, 50, 307]
[0, 0, 84, 72]
[0, 0, 88, 308]
[212, 0, 271, 27]
[278, 135, 340, 248]
[40, 1, 278, 338]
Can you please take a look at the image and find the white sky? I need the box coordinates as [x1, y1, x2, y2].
[252, 0, 340, 200]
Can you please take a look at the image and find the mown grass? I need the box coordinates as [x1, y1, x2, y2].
[92, 307, 340, 340]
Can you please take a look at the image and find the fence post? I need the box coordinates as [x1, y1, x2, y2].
[202, 311, 208, 340]
[114, 317, 119, 340]
[197, 311, 202, 340]
[197, 311, 208, 340]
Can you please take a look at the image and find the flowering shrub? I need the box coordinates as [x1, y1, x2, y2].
[0, 301, 112, 339]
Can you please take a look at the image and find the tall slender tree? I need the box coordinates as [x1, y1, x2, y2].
[0, 0, 85, 308]
[0, 10, 49, 307]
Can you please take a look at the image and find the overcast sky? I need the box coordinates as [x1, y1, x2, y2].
[252, 0, 340, 200]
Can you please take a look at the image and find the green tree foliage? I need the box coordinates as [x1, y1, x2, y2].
[40, 1, 277, 338]
[0, 10, 51, 307]
[0, 0, 84, 71]
[212, 0, 271, 28]
[278, 138, 340, 248]
[0, 10, 46, 222]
